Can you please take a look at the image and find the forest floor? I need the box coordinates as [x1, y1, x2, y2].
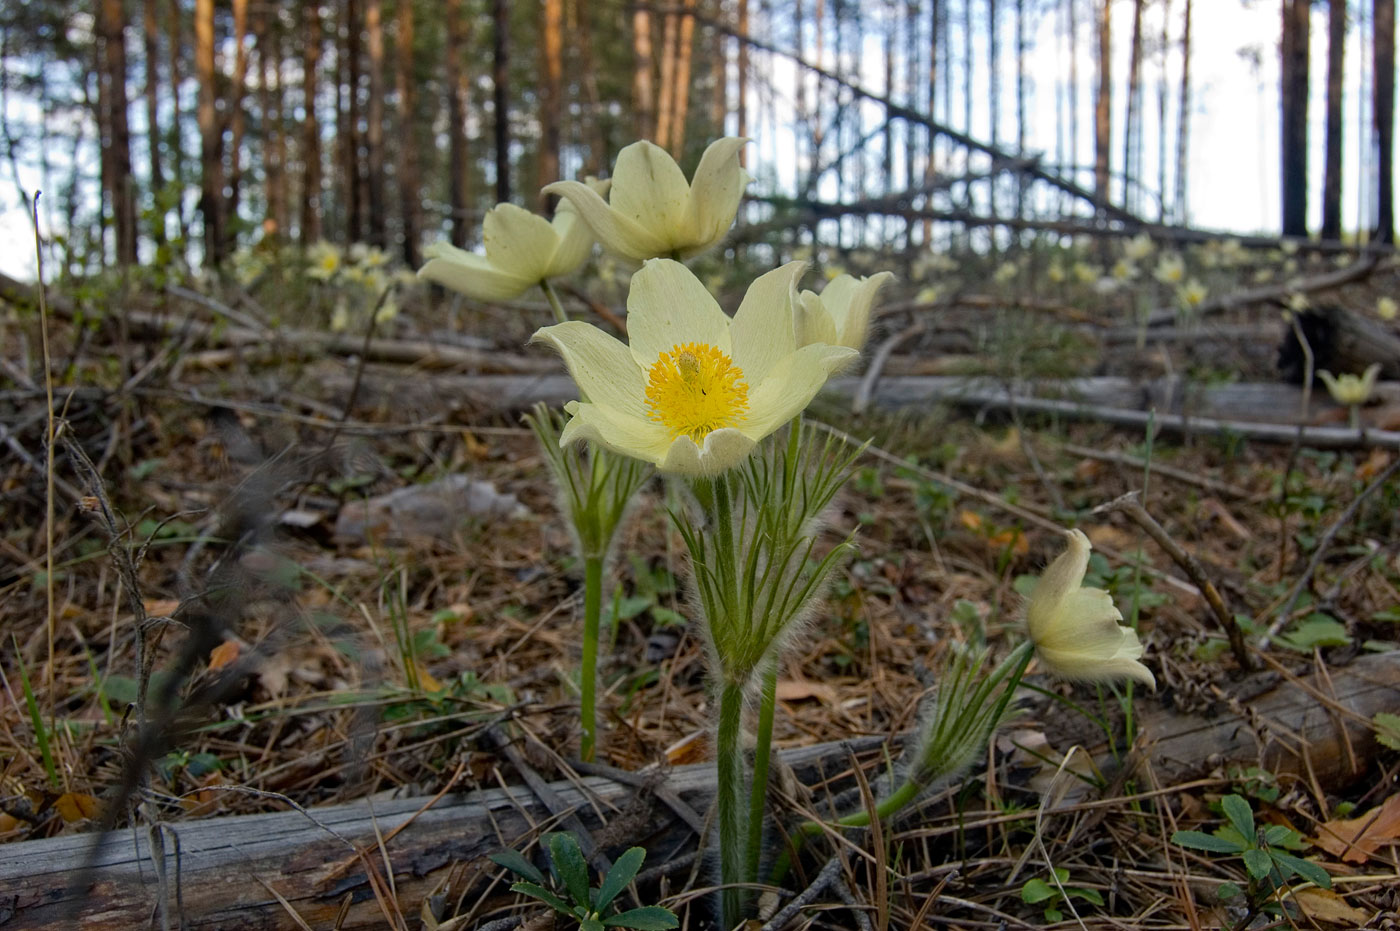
[2, 237, 1400, 929]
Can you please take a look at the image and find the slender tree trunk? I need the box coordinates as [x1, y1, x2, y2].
[1173, 0, 1191, 223]
[195, 0, 224, 262]
[257, 10, 287, 239]
[988, 0, 1000, 146]
[539, 0, 563, 195]
[142, 0, 165, 245]
[1375, 0, 1396, 242]
[492, 0, 510, 202]
[1094, 0, 1112, 207]
[1280, 0, 1310, 237]
[1067, 0, 1078, 187]
[301, 0, 323, 244]
[167, 0, 188, 247]
[226, 0, 250, 251]
[342, 0, 364, 242]
[98, 0, 138, 265]
[1123, 0, 1144, 213]
[395, 0, 421, 264]
[1156, 0, 1169, 222]
[924, 0, 940, 244]
[577, 0, 607, 176]
[364, 0, 386, 246]
[963, 0, 973, 135]
[669, 0, 697, 155]
[737, 0, 748, 158]
[1322, 0, 1347, 241]
[632, 5, 654, 141]
[656, 5, 679, 148]
[445, 0, 471, 247]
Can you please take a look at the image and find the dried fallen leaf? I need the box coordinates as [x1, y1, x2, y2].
[775, 679, 838, 705]
[208, 639, 240, 672]
[53, 792, 102, 822]
[665, 730, 708, 766]
[1313, 794, 1400, 863]
[1290, 888, 1371, 926]
[0, 812, 20, 834]
[413, 662, 444, 693]
[143, 598, 181, 618]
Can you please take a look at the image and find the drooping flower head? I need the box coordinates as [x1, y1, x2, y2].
[543, 138, 750, 263]
[531, 259, 856, 476]
[795, 272, 895, 352]
[1026, 529, 1155, 688]
[417, 196, 597, 301]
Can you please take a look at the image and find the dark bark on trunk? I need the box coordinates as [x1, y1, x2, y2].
[99, 0, 138, 265]
[167, 0, 188, 247]
[1322, 0, 1347, 241]
[1173, 0, 1191, 223]
[632, 5, 654, 141]
[492, 0, 510, 203]
[196, 0, 224, 263]
[365, 0, 386, 247]
[539, 0, 563, 198]
[1094, 0, 1112, 207]
[1123, 0, 1144, 213]
[342, 0, 364, 243]
[395, 0, 421, 265]
[1280, 0, 1310, 237]
[142, 0, 165, 245]
[445, 0, 471, 248]
[1375, 0, 1396, 243]
[226, 0, 250, 251]
[301, 0, 323, 244]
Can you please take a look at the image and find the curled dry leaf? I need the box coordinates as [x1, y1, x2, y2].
[1312, 793, 1400, 864]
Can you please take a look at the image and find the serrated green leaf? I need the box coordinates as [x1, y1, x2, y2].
[1243, 848, 1273, 880]
[489, 849, 545, 885]
[1374, 712, 1400, 751]
[1277, 615, 1350, 652]
[1021, 879, 1056, 904]
[511, 881, 573, 915]
[1221, 794, 1256, 842]
[546, 833, 592, 908]
[602, 905, 680, 929]
[595, 847, 645, 912]
[1172, 830, 1245, 853]
[1268, 851, 1331, 889]
[1217, 882, 1242, 900]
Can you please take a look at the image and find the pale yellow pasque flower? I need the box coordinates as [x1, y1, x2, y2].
[532, 259, 856, 476]
[1318, 364, 1381, 406]
[1154, 254, 1185, 284]
[418, 198, 596, 300]
[1377, 297, 1398, 321]
[1124, 234, 1154, 261]
[1177, 278, 1209, 309]
[1026, 529, 1155, 688]
[307, 241, 342, 280]
[544, 138, 750, 262]
[794, 271, 895, 351]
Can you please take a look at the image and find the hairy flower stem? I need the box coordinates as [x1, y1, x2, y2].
[540, 278, 569, 325]
[717, 678, 748, 927]
[579, 554, 604, 762]
[744, 657, 778, 883]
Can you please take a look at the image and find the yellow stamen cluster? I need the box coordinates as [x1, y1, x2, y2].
[645, 342, 749, 443]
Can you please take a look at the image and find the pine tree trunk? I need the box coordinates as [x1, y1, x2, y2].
[1067, 0, 1078, 188]
[539, 0, 563, 197]
[1094, 0, 1112, 207]
[988, 0, 999, 146]
[1173, 0, 1191, 223]
[301, 0, 323, 244]
[226, 0, 250, 251]
[167, 0, 188, 247]
[445, 0, 471, 248]
[396, 0, 421, 265]
[142, 0, 165, 246]
[195, 0, 224, 262]
[1280, 0, 1310, 237]
[737, 0, 748, 156]
[655, 6, 679, 149]
[632, 5, 654, 141]
[365, 0, 387, 247]
[576, 0, 607, 176]
[257, 10, 287, 239]
[1322, 0, 1347, 241]
[1375, 0, 1396, 243]
[1123, 0, 1144, 213]
[342, 0, 364, 243]
[98, 0, 138, 265]
[492, 0, 510, 203]
[669, 0, 697, 155]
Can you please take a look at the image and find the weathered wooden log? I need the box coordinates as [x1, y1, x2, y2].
[1278, 304, 1400, 384]
[1, 653, 1395, 929]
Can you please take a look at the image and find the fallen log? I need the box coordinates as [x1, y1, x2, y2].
[1, 652, 1395, 930]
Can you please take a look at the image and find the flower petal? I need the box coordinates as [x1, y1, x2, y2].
[659, 428, 756, 476]
[794, 291, 839, 347]
[729, 261, 804, 384]
[625, 259, 732, 367]
[608, 141, 691, 250]
[827, 272, 894, 350]
[681, 137, 750, 256]
[544, 179, 669, 261]
[418, 242, 533, 301]
[531, 321, 648, 419]
[545, 207, 596, 278]
[741, 343, 857, 439]
[482, 204, 560, 280]
[559, 399, 674, 465]
[1026, 529, 1092, 641]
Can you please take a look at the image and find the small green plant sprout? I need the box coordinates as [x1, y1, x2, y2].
[1020, 868, 1104, 923]
[489, 833, 678, 931]
[1372, 711, 1400, 750]
[1172, 793, 1330, 928]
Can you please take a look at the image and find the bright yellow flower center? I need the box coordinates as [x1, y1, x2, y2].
[644, 342, 749, 443]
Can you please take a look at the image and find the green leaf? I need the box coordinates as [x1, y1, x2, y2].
[595, 847, 646, 912]
[602, 906, 680, 930]
[1066, 886, 1104, 906]
[1263, 823, 1308, 850]
[547, 833, 592, 908]
[1217, 882, 1242, 900]
[1220, 795, 1255, 843]
[1268, 851, 1331, 889]
[1373, 712, 1400, 751]
[511, 881, 573, 915]
[1020, 878, 1056, 904]
[1172, 830, 1245, 853]
[1243, 848, 1273, 880]
[581, 920, 606, 931]
[1277, 614, 1350, 652]
[1043, 907, 1064, 922]
[489, 849, 545, 885]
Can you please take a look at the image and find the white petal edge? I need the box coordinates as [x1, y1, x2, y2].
[659, 428, 756, 476]
[559, 400, 675, 466]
